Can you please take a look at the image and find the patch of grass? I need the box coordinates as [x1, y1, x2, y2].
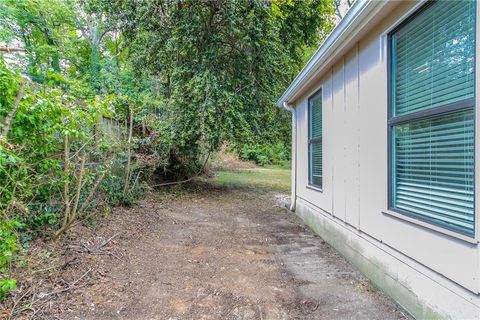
[210, 167, 291, 193]
[263, 163, 291, 170]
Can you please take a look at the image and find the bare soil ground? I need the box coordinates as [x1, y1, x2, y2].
[2, 178, 410, 320]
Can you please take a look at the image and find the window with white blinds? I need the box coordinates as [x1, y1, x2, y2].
[308, 89, 322, 189]
[389, 0, 476, 237]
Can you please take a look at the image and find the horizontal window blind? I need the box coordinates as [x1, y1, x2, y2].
[390, 0, 476, 237]
[309, 90, 322, 188]
[393, 110, 475, 235]
[392, 0, 476, 116]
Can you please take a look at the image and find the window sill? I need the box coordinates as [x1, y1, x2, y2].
[382, 209, 478, 245]
[306, 184, 323, 193]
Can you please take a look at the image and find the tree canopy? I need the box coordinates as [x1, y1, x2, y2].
[106, 0, 334, 174]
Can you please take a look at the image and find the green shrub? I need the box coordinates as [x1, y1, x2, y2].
[239, 141, 290, 166]
[0, 278, 16, 301]
[102, 169, 145, 207]
[0, 219, 22, 300]
[23, 205, 59, 234]
[0, 219, 22, 268]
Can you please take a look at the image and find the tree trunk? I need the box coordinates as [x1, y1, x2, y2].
[2, 80, 26, 138]
[71, 154, 86, 217]
[123, 107, 134, 200]
[62, 135, 71, 229]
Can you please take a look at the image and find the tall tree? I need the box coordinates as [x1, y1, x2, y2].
[0, 0, 77, 81]
[106, 0, 334, 177]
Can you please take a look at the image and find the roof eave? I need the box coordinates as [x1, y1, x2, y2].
[277, 0, 389, 108]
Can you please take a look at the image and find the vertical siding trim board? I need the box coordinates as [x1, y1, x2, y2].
[284, 102, 297, 212]
[343, 56, 347, 222]
[476, 0, 480, 290]
[356, 42, 361, 230]
[331, 68, 334, 215]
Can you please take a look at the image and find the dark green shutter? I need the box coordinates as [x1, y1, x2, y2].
[390, 0, 476, 236]
[309, 90, 322, 188]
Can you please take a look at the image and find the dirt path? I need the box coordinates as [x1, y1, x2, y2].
[27, 182, 408, 319]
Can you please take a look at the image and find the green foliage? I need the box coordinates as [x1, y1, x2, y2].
[23, 205, 59, 233]
[0, 219, 21, 300]
[106, 0, 334, 175]
[0, 278, 16, 300]
[102, 172, 145, 207]
[0, 219, 22, 269]
[0, 54, 144, 291]
[0, 59, 21, 113]
[0, 0, 77, 81]
[101, 153, 146, 207]
[240, 141, 290, 166]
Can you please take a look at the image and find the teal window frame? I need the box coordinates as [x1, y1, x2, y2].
[388, 0, 477, 237]
[308, 88, 323, 190]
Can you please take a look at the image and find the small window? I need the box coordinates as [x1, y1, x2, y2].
[389, 0, 476, 237]
[308, 89, 323, 189]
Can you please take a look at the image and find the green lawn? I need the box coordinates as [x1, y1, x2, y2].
[210, 166, 291, 193]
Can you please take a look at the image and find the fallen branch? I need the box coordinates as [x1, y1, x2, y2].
[97, 233, 121, 250]
[151, 151, 211, 187]
[0, 47, 27, 53]
[10, 269, 91, 318]
[8, 289, 31, 320]
[81, 233, 121, 253]
[90, 251, 121, 260]
[31, 265, 61, 274]
[36, 268, 91, 300]
[67, 268, 92, 287]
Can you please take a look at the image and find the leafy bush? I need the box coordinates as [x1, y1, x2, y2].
[0, 219, 21, 268]
[0, 278, 17, 301]
[240, 141, 290, 166]
[102, 169, 145, 207]
[0, 57, 148, 290]
[0, 219, 22, 300]
[23, 205, 59, 234]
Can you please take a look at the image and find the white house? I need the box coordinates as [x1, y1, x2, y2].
[278, 1, 480, 318]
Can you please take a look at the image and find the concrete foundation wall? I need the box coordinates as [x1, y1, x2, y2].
[295, 197, 480, 319]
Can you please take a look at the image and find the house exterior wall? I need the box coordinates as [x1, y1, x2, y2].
[291, 1, 480, 318]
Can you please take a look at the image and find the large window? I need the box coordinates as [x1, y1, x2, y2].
[308, 89, 322, 189]
[389, 1, 476, 237]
